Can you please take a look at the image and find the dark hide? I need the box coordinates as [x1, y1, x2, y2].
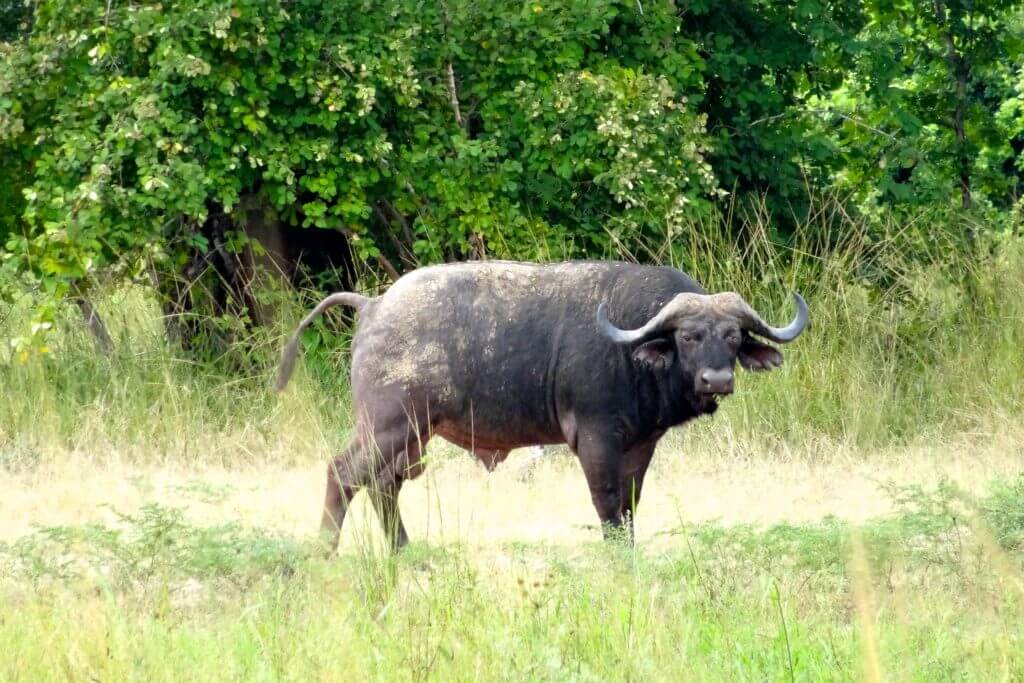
[276, 261, 804, 551]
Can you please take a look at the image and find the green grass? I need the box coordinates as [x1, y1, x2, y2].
[2, 478, 1023, 681]
[2, 203, 1024, 680]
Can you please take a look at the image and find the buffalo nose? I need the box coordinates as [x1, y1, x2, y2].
[699, 369, 734, 395]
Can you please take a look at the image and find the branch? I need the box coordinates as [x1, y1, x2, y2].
[446, 61, 464, 128]
[381, 199, 417, 253]
[827, 111, 899, 143]
[402, 179, 436, 227]
[468, 233, 487, 260]
[751, 109, 899, 143]
[747, 112, 789, 127]
[376, 252, 402, 283]
[371, 202, 417, 267]
[439, 0, 465, 130]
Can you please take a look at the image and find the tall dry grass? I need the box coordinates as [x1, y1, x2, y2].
[0, 198, 1022, 466]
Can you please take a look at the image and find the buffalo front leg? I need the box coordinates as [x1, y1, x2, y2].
[576, 427, 627, 542]
[620, 441, 656, 544]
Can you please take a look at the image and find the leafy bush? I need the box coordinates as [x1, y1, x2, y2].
[4, 1, 1020, 351]
[0, 0, 722, 346]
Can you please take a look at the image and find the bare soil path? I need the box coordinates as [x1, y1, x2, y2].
[4, 435, 1019, 548]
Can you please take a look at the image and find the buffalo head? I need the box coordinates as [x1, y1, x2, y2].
[596, 292, 809, 411]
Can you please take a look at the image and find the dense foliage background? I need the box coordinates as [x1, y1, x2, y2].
[1, 0, 1023, 353]
[6, 7, 1024, 678]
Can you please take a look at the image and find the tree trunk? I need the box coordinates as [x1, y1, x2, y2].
[237, 194, 292, 327]
[153, 199, 365, 354]
[72, 296, 113, 354]
[952, 73, 971, 210]
[935, 0, 972, 209]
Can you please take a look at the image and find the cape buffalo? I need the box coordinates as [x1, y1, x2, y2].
[275, 260, 808, 551]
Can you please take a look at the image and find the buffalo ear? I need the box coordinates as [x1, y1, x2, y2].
[632, 337, 675, 370]
[738, 337, 783, 372]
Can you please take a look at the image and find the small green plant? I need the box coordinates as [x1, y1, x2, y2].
[978, 475, 1024, 551]
[0, 503, 309, 589]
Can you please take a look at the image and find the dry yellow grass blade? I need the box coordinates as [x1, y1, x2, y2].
[849, 531, 885, 683]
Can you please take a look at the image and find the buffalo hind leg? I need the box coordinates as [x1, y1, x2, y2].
[368, 438, 426, 552]
[369, 483, 408, 551]
[320, 414, 429, 555]
[321, 439, 372, 555]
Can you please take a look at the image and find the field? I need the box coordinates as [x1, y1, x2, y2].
[3, 219, 1024, 681]
[3, 430, 1024, 681]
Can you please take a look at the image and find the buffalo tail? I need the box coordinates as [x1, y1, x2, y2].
[274, 292, 372, 392]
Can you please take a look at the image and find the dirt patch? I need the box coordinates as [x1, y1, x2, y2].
[3, 438, 1020, 550]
